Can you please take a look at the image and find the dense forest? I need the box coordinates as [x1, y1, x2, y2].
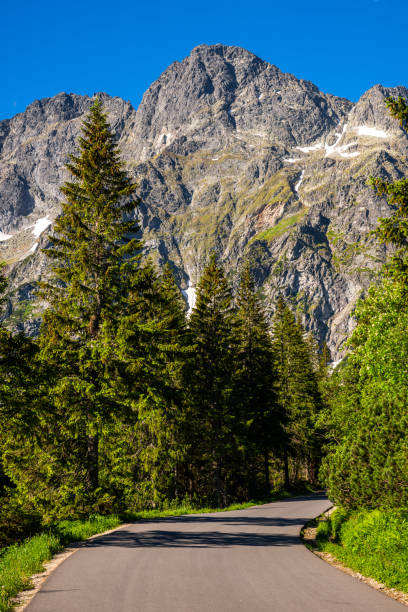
[0, 96, 407, 545]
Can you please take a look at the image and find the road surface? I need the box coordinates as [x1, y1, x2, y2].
[27, 493, 404, 611]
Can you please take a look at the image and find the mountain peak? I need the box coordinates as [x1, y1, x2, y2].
[131, 44, 352, 160]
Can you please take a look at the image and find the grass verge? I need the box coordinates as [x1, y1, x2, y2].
[121, 489, 296, 522]
[0, 488, 308, 611]
[312, 507, 408, 594]
[0, 515, 121, 612]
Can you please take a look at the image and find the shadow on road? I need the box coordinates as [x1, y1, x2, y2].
[85, 528, 302, 549]
[80, 493, 329, 550]
[133, 514, 315, 527]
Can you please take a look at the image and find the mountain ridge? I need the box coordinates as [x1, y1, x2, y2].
[1, 44, 407, 357]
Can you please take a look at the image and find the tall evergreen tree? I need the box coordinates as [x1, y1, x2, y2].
[233, 263, 282, 496]
[25, 98, 143, 514]
[186, 253, 236, 505]
[112, 262, 189, 507]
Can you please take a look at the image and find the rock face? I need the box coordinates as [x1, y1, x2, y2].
[1, 44, 407, 357]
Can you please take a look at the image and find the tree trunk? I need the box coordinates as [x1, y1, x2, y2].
[263, 450, 270, 495]
[248, 460, 256, 499]
[283, 448, 290, 490]
[86, 432, 99, 492]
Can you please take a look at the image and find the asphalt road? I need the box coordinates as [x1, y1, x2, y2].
[27, 493, 405, 611]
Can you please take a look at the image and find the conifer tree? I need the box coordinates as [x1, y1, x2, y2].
[113, 262, 189, 506]
[34, 98, 142, 512]
[233, 263, 281, 496]
[186, 253, 236, 505]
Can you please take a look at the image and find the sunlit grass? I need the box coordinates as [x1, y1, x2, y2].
[315, 507, 408, 593]
[0, 515, 121, 612]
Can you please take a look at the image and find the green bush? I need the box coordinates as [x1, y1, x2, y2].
[55, 514, 120, 545]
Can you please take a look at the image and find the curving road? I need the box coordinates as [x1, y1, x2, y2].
[27, 493, 404, 611]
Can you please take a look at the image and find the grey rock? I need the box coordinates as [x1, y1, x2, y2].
[1, 44, 407, 358]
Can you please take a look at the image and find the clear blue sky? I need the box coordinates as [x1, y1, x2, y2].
[2, 0, 407, 121]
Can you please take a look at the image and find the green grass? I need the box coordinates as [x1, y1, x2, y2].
[0, 515, 121, 612]
[315, 507, 408, 593]
[122, 490, 295, 522]
[249, 210, 306, 245]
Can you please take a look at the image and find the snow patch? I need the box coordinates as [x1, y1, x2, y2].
[296, 143, 323, 153]
[158, 132, 173, 146]
[283, 157, 302, 163]
[356, 126, 388, 138]
[211, 157, 220, 161]
[326, 141, 359, 158]
[329, 358, 343, 371]
[182, 280, 196, 315]
[32, 217, 51, 237]
[0, 232, 12, 241]
[295, 170, 304, 194]
[324, 124, 347, 156]
[340, 150, 360, 158]
[323, 124, 360, 158]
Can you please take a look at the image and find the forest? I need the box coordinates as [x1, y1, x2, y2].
[0, 95, 407, 549]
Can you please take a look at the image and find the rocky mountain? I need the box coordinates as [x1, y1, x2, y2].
[1, 44, 407, 357]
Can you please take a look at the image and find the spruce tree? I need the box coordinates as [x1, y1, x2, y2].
[186, 253, 236, 505]
[233, 263, 281, 496]
[0, 267, 45, 526]
[35, 98, 142, 512]
[113, 262, 189, 506]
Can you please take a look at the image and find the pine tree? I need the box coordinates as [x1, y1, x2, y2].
[233, 263, 281, 496]
[186, 253, 236, 505]
[33, 98, 142, 512]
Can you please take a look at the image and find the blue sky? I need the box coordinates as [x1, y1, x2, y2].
[2, 0, 407, 120]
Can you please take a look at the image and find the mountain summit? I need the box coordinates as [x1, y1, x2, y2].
[1, 45, 407, 356]
[130, 43, 352, 160]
